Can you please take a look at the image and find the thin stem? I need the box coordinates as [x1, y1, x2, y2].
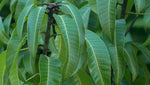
[125, 16, 138, 36]
[20, 48, 28, 51]
[126, 12, 150, 15]
[25, 73, 40, 82]
[120, 0, 128, 19]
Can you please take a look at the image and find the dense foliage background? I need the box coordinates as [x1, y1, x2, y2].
[0, 0, 150, 85]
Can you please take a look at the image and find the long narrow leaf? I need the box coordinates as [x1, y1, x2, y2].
[27, 6, 46, 59]
[135, 0, 146, 13]
[54, 15, 81, 80]
[85, 30, 111, 85]
[17, 4, 33, 39]
[112, 19, 125, 85]
[39, 55, 62, 85]
[0, 0, 9, 10]
[0, 51, 6, 85]
[98, 0, 116, 42]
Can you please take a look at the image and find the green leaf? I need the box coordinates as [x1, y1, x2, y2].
[6, 35, 26, 85]
[135, 0, 146, 13]
[39, 55, 62, 85]
[14, 0, 34, 20]
[3, 14, 12, 34]
[88, 0, 97, 13]
[6, 33, 26, 72]
[85, 30, 111, 85]
[143, 36, 150, 46]
[17, 4, 33, 39]
[97, 0, 116, 42]
[55, 26, 67, 69]
[132, 43, 150, 62]
[0, 17, 9, 44]
[124, 44, 138, 81]
[0, 51, 6, 85]
[79, 4, 91, 29]
[112, 19, 125, 85]
[60, 1, 85, 76]
[54, 15, 81, 80]
[74, 69, 93, 85]
[27, 6, 46, 59]
[10, 0, 17, 13]
[0, 0, 9, 10]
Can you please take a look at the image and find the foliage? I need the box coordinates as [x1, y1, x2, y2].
[0, 0, 150, 85]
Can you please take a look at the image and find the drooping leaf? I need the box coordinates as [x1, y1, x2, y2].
[17, 4, 33, 39]
[54, 15, 81, 80]
[0, 51, 6, 85]
[124, 44, 138, 81]
[0, 17, 9, 44]
[55, 26, 67, 69]
[132, 42, 150, 62]
[88, 0, 97, 14]
[85, 30, 111, 85]
[39, 55, 62, 85]
[0, 0, 9, 10]
[60, 1, 85, 76]
[98, 0, 116, 42]
[111, 19, 125, 85]
[135, 0, 146, 13]
[14, 0, 34, 20]
[3, 14, 12, 34]
[6, 34, 26, 85]
[27, 6, 46, 59]
[79, 4, 91, 29]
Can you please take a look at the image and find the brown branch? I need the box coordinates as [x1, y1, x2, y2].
[120, 0, 128, 19]
[125, 16, 138, 36]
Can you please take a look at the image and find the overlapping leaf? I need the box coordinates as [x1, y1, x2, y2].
[135, 0, 146, 13]
[111, 19, 125, 85]
[39, 55, 62, 85]
[27, 6, 46, 59]
[124, 44, 138, 81]
[0, 51, 6, 85]
[0, 0, 9, 10]
[79, 4, 91, 29]
[17, 4, 33, 39]
[60, 1, 85, 76]
[54, 15, 80, 80]
[85, 30, 111, 85]
[0, 17, 9, 44]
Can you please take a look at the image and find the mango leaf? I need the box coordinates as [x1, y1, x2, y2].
[79, 4, 91, 29]
[0, 51, 6, 85]
[55, 26, 67, 69]
[3, 14, 12, 34]
[60, 1, 85, 76]
[0, 0, 9, 10]
[98, 0, 116, 42]
[85, 30, 111, 85]
[135, 0, 146, 13]
[6, 34, 26, 85]
[0, 17, 9, 44]
[124, 44, 138, 81]
[132, 43, 150, 62]
[88, 0, 97, 13]
[27, 6, 46, 59]
[39, 55, 62, 85]
[54, 15, 81, 80]
[62, 69, 93, 85]
[14, 0, 34, 20]
[17, 4, 33, 39]
[112, 19, 125, 85]
[10, 0, 17, 13]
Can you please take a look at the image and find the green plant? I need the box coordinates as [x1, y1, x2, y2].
[0, 0, 150, 85]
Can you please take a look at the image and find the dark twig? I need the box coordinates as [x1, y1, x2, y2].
[120, 0, 128, 18]
[125, 16, 138, 36]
